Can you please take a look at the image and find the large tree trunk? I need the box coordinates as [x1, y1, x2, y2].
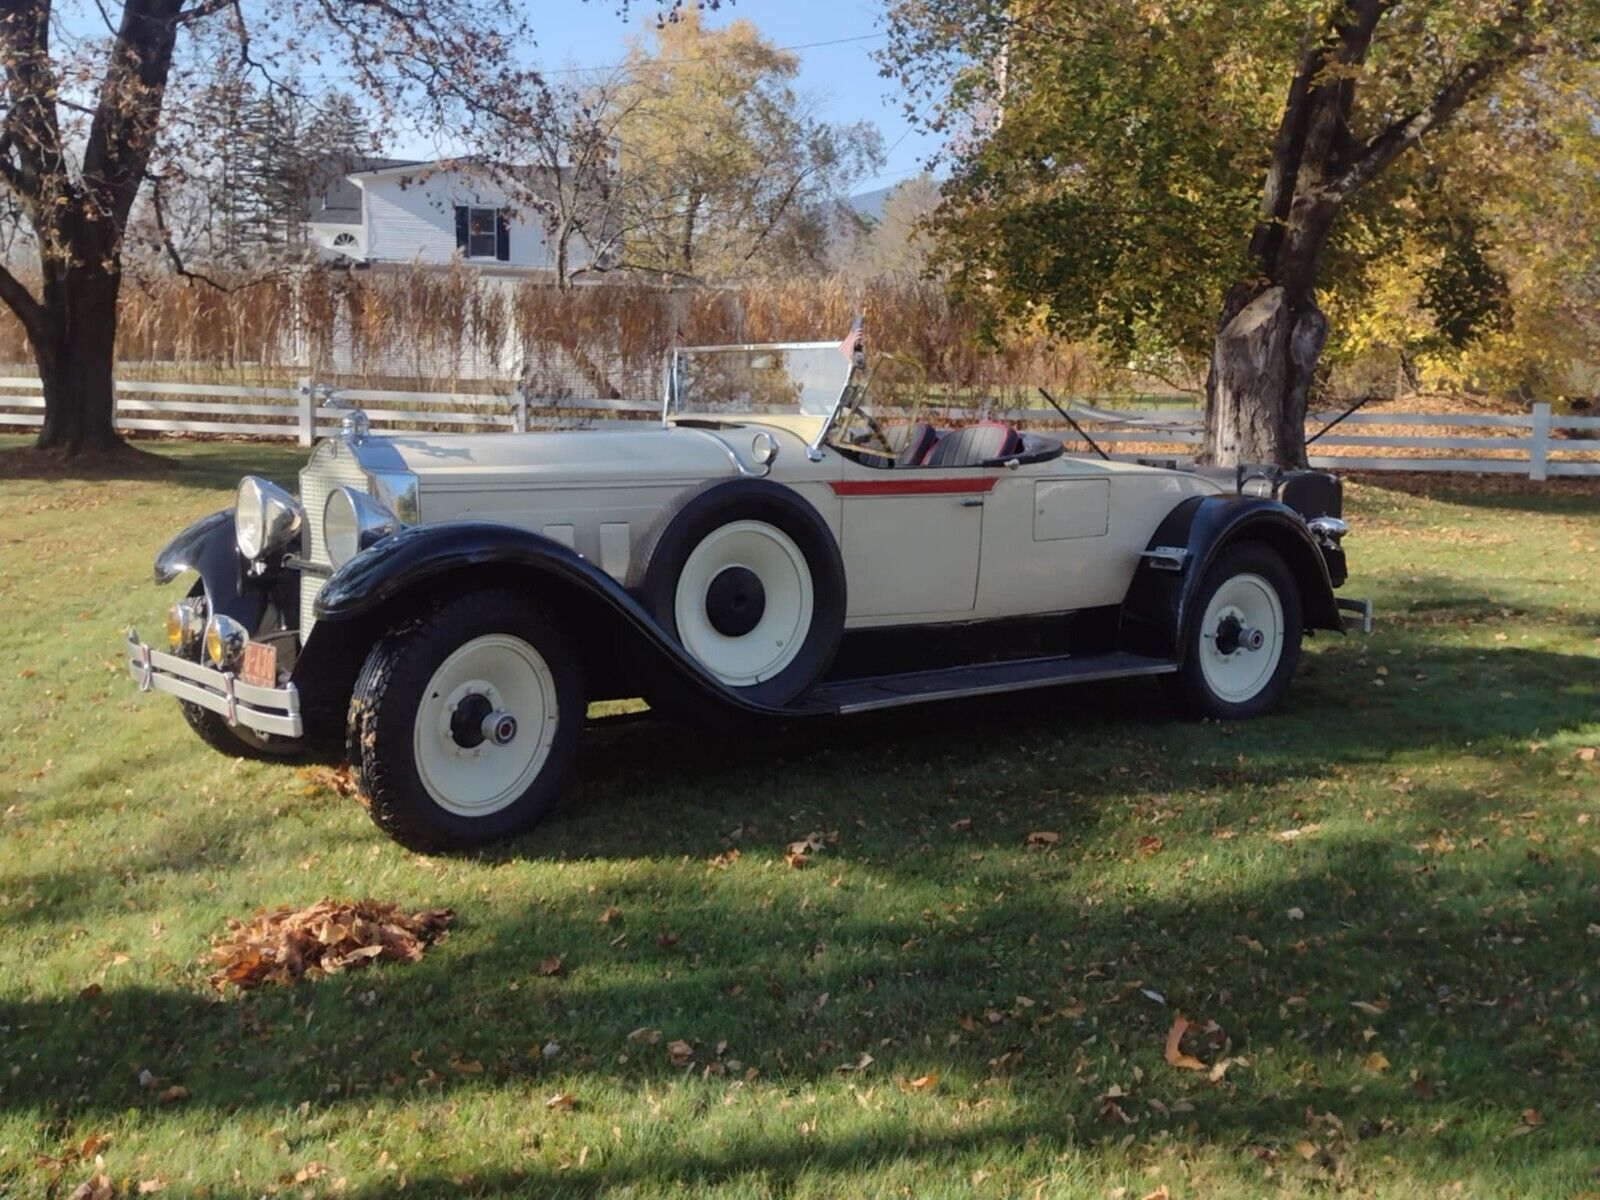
[32, 268, 124, 457]
[1203, 285, 1328, 468]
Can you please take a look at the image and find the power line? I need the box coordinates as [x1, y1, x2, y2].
[540, 31, 886, 76]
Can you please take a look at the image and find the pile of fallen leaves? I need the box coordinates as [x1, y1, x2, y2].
[205, 899, 453, 992]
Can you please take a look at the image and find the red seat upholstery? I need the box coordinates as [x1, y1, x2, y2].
[920, 421, 1023, 468]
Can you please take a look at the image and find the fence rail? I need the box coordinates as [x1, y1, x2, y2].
[1, 376, 1596, 479]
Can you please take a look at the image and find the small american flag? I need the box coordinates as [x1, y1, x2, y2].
[838, 315, 863, 362]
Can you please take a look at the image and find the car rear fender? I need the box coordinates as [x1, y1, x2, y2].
[305, 520, 812, 720]
[1120, 495, 1342, 661]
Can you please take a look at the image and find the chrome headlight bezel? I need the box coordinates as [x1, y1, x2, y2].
[235, 476, 304, 562]
[204, 613, 248, 671]
[324, 486, 399, 568]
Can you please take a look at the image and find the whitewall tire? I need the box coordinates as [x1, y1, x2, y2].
[1167, 543, 1302, 719]
[348, 589, 585, 851]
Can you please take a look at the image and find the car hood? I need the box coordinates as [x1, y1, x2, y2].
[366, 424, 755, 488]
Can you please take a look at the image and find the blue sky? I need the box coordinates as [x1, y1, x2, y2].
[429, 1, 940, 195]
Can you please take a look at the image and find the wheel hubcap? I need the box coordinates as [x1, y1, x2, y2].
[704, 565, 766, 637]
[1198, 573, 1285, 703]
[412, 634, 559, 817]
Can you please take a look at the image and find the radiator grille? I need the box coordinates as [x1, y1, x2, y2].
[298, 441, 369, 637]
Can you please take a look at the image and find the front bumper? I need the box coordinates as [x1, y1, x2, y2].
[124, 627, 303, 738]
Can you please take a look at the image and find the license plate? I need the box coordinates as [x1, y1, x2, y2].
[240, 640, 278, 689]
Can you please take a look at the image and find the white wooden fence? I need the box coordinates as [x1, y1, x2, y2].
[2, 375, 1597, 479]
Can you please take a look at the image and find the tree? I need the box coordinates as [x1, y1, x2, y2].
[0, 0, 543, 460]
[883, 0, 1600, 465]
[613, 10, 884, 279]
[834, 173, 942, 279]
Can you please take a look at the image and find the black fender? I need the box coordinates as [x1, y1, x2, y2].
[308, 520, 828, 720]
[1121, 495, 1342, 661]
[153, 507, 300, 634]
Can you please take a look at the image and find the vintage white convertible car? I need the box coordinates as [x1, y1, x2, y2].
[125, 331, 1368, 850]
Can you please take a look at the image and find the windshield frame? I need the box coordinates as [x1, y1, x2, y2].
[662, 340, 862, 454]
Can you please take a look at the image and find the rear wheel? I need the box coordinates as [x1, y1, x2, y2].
[1166, 543, 1302, 719]
[348, 589, 586, 851]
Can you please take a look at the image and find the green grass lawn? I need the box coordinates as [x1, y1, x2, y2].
[1, 437, 1596, 1199]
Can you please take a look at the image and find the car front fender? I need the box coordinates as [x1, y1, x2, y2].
[1121, 495, 1343, 661]
[310, 520, 824, 720]
[153, 508, 299, 633]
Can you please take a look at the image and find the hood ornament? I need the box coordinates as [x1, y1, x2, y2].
[305, 383, 370, 444]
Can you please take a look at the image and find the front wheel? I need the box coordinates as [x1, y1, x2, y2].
[1165, 543, 1302, 719]
[348, 589, 586, 852]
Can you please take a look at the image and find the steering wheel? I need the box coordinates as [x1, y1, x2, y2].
[847, 408, 897, 457]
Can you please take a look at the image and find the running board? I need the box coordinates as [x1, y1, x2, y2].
[808, 652, 1177, 715]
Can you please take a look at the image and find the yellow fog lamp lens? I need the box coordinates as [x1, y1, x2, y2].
[166, 600, 204, 653]
[203, 614, 248, 671]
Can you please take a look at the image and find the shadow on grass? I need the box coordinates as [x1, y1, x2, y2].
[0, 436, 305, 490]
[2, 822, 1591, 1193]
[1353, 470, 1600, 516]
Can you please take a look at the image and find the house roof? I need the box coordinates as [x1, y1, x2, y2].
[305, 155, 421, 226]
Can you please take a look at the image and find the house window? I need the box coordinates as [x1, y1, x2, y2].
[455, 205, 508, 260]
[332, 232, 357, 248]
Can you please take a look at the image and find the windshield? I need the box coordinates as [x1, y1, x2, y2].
[665, 342, 855, 418]
[826, 353, 929, 461]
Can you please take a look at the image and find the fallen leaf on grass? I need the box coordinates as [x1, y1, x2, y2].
[68, 1174, 111, 1200]
[1164, 1013, 1207, 1071]
[295, 763, 356, 799]
[1234, 935, 1265, 954]
[536, 954, 564, 977]
[598, 906, 622, 925]
[77, 1133, 109, 1159]
[137, 1179, 166, 1194]
[156, 1085, 188, 1104]
[1137, 834, 1163, 856]
[1286, 906, 1305, 921]
[667, 1039, 694, 1067]
[835, 1052, 874, 1073]
[1574, 746, 1596, 762]
[1025, 830, 1060, 848]
[1363, 1051, 1391, 1073]
[1350, 1000, 1388, 1016]
[1271, 823, 1320, 843]
[903, 1073, 939, 1091]
[545, 1092, 577, 1111]
[1293, 1140, 1318, 1161]
[1141, 1188, 1172, 1200]
[628, 1027, 662, 1045]
[449, 1058, 484, 1075]
[1520, 1108, 1543, 1128]
[205, 899, 453, 991]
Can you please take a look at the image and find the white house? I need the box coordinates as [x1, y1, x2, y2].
[305, 157, 606, 275]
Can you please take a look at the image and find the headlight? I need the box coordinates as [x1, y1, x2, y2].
[166, 598, 206, 654]
[204, 614, 248, 671]
[324, 487, 398, 568]
[235, 476, 303, 562]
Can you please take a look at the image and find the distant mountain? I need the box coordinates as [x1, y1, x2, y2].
[847, 186, 894, 225]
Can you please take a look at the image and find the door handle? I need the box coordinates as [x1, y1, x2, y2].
[959, 497, 984, 508]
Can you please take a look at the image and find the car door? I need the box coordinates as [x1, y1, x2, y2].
[833, 472, 992, 619]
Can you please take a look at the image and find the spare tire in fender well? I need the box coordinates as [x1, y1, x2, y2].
[1121, 495, 1342, 661]
[628, 477, 847, 707]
